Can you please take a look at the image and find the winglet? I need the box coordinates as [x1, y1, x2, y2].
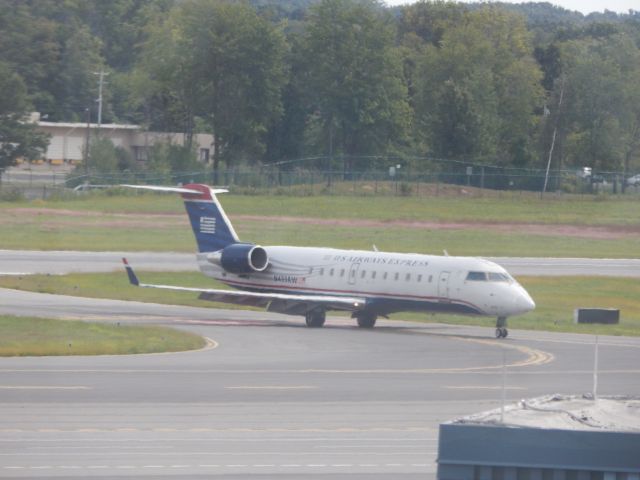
[122, 258, 140, 286]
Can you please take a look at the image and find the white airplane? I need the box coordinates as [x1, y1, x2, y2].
[122, 183, 535, 338]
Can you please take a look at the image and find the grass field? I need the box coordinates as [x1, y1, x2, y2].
[2, 189, 639, 225]
[412, 276, 640, 337]
[1, 272, 638, 336]
[0, 315, 206, 356]
[1, 191, 639, 256]
[2, 190, 636, 348]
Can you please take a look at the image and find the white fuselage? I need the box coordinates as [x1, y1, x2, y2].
[197, 246, 535, 318]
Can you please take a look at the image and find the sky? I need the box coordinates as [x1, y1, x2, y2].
[384, 0, 638, 15]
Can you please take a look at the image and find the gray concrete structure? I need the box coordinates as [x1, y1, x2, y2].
[29, 113, 214, 166]
[438, 396, 640, 480]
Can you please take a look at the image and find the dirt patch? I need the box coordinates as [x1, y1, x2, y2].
[7, 208, 181, 219]
[234, 215, 639, 240]
[2, 208, 186, 229]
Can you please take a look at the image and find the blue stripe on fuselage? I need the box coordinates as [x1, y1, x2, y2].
[221, 281, 484, 316]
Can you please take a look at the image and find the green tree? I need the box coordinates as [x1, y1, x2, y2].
[79, 0, 174, 71]
[399, 0, 467, 47]
[54, 26, 106, 121]
[264, 32, 309, 163]
[146, 142, 202, 183]
[88, 138, 119, 174]
[0, 2, 61, 115]
[0, 62, 49, 178]
[301, 0, 411, 172]
[414, 7, 543, 165]
[139, 0, 288, 181]
[559, 34, 640, 172]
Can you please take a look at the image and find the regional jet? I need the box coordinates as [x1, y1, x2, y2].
[122, 184, 535, 337]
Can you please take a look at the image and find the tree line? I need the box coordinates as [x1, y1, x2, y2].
[1, 0, 639, 183]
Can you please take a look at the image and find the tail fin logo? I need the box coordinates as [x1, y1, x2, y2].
[200, 216, 217, 234]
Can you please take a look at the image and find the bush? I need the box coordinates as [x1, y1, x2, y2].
[0, 187, 25, 201]
[399, 182, 413, 196]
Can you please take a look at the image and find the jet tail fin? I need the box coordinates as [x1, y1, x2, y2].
[121, 183, 239, 253]
[122, 258, 139, 286]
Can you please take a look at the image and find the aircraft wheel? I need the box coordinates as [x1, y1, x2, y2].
[356, 312, 377, 329]
[495, 317, 508, 339]
[305, 310, 326, 328]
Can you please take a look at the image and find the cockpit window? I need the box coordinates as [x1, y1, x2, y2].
[467, 271, 512, 282]
[488, 272, 511, 282]
[466, 271, 487, 281]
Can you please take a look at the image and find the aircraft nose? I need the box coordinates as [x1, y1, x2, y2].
[516, 289, 536, 313]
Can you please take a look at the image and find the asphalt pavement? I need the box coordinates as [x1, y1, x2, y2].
[1, 287, 640, 479]
[0, 250, 639, 478]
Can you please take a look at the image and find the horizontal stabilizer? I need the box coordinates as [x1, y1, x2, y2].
[121, 184, 229, 195]
[122, 183, 237, 252]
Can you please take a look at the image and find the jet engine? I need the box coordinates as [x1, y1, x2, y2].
[216, 243, 269, 274]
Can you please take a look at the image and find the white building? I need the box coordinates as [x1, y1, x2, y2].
[30, 113, 213, 165]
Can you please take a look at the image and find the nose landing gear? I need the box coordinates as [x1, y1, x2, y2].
[495, 316, 508, 338]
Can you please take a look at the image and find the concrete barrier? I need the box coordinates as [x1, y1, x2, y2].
[574, 308, 620, 324]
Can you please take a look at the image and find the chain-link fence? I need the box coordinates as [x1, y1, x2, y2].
[1, 161, 639, 200]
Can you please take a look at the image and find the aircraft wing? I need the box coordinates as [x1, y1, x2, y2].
[122, 259, 365, 315]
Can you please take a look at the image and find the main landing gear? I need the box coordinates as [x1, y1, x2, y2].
[355, 312, 377, 329]
[305, 310, 378, 329]
[495, 316, 508, 338]
[305, 309, 326, 328]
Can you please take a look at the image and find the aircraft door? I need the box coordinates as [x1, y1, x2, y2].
[348, 263, 360, 286]
[438, 271, 451, 302]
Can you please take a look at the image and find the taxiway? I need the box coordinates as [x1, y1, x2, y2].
[1, 249, 640, 277]
[1, 288, 640, 478]
[0, 251, 639, 479]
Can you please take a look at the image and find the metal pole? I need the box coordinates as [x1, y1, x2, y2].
[500, 349, 506, 423]
[543, 77, 565, 196]
[84, 107, 91, 176]
[94, 70, 109, 130]
[593, 335, 599, 400]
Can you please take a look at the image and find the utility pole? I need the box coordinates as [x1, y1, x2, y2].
[84, 107, 91, 176]
[542, 76, 565, 196]
[93, 70, 109, 130]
